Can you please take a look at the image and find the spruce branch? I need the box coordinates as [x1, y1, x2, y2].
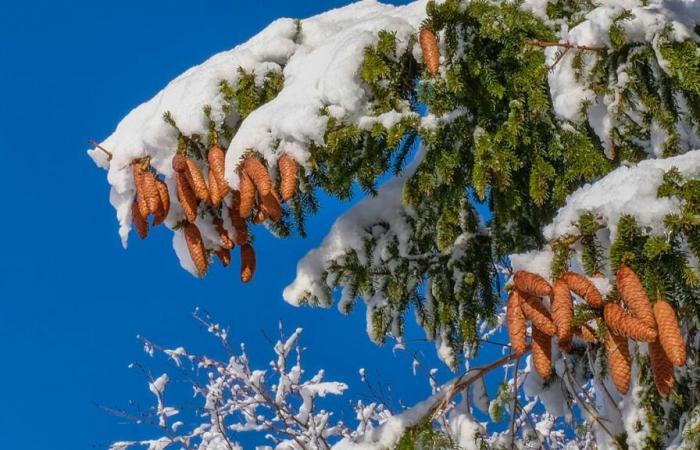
[528, 39, 607, 53]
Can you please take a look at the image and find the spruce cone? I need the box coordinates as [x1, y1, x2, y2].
[520, 293, 557, 336]
[209, 167, 222, 206]
[260, 191, 282, 222]
[243, 157, 272, 197]
[552, 279, 574, 347]
[575, 325, 598, 343]
[216, 248, 231, 268]
[172, 154, 188, 173]
[605, 332, 631, 394]
[617, 265, 656, 329]
[559, 272, 603, 308]
[649, 338, 674, 396]
[513, 271, 552, 297]
[141, 171, 162, 215]
[185, 159, 210, 203]
[240, 243, 256, 283]
[419, 26, 440, 76]
[228, 192, 249, 244]
[506, 290, 528, 356]
[131, 200, 148, 239]
[532, 326, 552, 380]
[132, 162, 150, 218]
[239, 171, 256, 218]
[208, 145, 229, 197]
[253, 208, 268, 224]
[278, 154, 298, 201]
[653, 300, 686, 366]
[213, 218, 234, 250]
[604, 303, 657, 342]
[184, 223, 208, 277]
[153, 178, 170, 226]
[176, 173, 198, 223]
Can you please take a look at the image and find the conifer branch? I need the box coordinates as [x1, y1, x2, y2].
[528, 39, 607, 53]
[88, 140, 113, 160]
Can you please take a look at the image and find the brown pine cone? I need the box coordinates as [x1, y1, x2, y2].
[208, 145, 229, 196]
[132, 162, 150, 218]
[260, 191, 282, 222]
[240, 243, 256, 283]
[617, 265, 656, 330]
[213, 218, 234, 250]
[239, 171, 256, 218]
[653, 300, 686, 366]
[419, 26, 440, 76]
[513, 271, 552, 297]
[209, 167, 222, 206]
[153, 178, 170, 226]
[552, 279, 574, 347]
[185, 159, 210, 203]
[228, 192, 249, 245]
[184, 222, 208, 277]
[131, 200, 148, 239]
[532, 326, 552, 380]
[176, 173, 198, 223]
[605, 331, 631, 394]
[520, 293, 557, 336]
[216, 248, 231, 268]
[507, 290, 528, 356]
[172, 154, 188, 173]
[604, 303, 657, 342]
[253, 208, 268, 224]
[574, 324, 598, 343]
[649, 338, 674, 396]
[560, 272, 604, 308]
[142, 171, 162, 215]
[278, 154, 298, 201]
[243, 157, 272, 197]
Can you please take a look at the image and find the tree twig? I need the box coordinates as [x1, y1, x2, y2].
[528, 39, 607, 52]
[88, 139, 113, 160]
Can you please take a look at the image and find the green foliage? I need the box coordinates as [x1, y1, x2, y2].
[396, 421, 461, 450]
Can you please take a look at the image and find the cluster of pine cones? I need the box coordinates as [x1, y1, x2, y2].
[130, 146, 298, 283]
[507, 267, 686, 396]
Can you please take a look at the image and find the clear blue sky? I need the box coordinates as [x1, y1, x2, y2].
[0, 1, 507, 448]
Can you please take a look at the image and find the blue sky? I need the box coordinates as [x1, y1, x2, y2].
[0, 1, 509, 448]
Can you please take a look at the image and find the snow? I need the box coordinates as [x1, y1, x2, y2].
[89, 0, 429, 253]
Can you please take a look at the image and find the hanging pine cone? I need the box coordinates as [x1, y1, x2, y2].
[213, 218, 234, 250]
[532, 326, 552, 380]
[278, 154, 298, 201]
[184, 222, 208, 277]
[574, 324, 598, 343]
[617, 265, 656, 330]
[520, 293, 557, 336]
[216, 248, 231, 268]
[243, 157, 272, 197]
[239, 171, 256, 218]
[419, 26, 440, 76]
[604, 303, 657, 342]
[141, 170, 162, 215]
[153, 178, 170, 226]
[132, 161, 151, 218]
[559, 272, 604, 308]
[513, 271, 552, 297]
[653, 299, 686, 366]
[507, 290, 528, 356]
[240, 243, 256, 283]
[253, 208, 268, 224]
[208, 145, 229, 197]
[185, 159, 210, 203]
[131, 200, 148, 239]
[176, 173, 198, 223]
[605, 331, 631, 394]
[172, 153, 188, 173]
[552, 279, 574, 347]
[260, 191, 282, 222]
[649, 338, 674, 396]
[228, 192, 249, 245]
[209, 167, 222, 206]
